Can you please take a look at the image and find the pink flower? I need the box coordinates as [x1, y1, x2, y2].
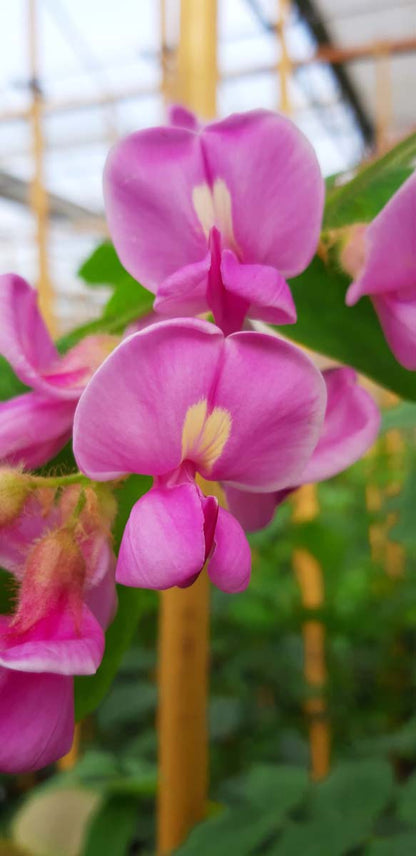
[73, 318, 326, 593]
[345, 172, 416, 370]
[0, 483, 116, 773]
[225, 367, 380, 531]
[104, 109, 324, 335]
[0, 274, 118, 468]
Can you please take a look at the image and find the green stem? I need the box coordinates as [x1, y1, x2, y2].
[31, 472, 90, 489]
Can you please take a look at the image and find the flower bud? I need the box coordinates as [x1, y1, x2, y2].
[13, 528, 86, 631]
[0, 468, 32, 527]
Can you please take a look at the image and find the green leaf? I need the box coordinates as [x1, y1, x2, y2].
[81, 793, 138, 856]
[365, 834, 416, 856]
[176, 765, 308, 856]
[381, 402, 416, 433]
[276, 257, 416, 401]
[235, 764, 308, 812]
[270, 761, 393, 856]
[397, 770, 416, 827]
[97, 682, 157, 732]
[324, 132, 416, 228]
[175, 806, 281, 856]
[0, 568, 15, 615]
[78, 242, 132, 287]
[269, 810, 365, 856]
[74, 475, 154, 720]
[0, 356, 27, 403]
[309, 759, 394, 827]
[77, 239, 154, 331]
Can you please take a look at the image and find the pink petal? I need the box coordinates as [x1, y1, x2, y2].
[0, 604, 104, 675]
[154, 256, 211, 317]
[301, 367, 380, 482]
[0, 669, 73, 773]
[85, 550, 118, 630]
[207, 506, 251, 592]
[202, 109, 324, 276]
[224, 487, 277, 533]
[104, 127, 207, 290]
[116, 483, 206, 589]
[372, 291, 416, 371]
[206, 330, 326, 491]
[74, 319, 223, 480]
[0, 392, 75, 469]
[221, 249, 297, 326]
[168, 105, 200, 130]
[0, 273, 58, 390]
[346, 172, 416, 304]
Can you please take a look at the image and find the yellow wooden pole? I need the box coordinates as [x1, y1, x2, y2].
[278, 0, 292, 114]
[28, 0, 55, 335]
[292, 485, 331, 780]
[157, 572, 210, 854]
[175, 0, 217, 120]
[157, 3, 217, 854]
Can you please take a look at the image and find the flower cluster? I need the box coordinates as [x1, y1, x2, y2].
[0, 107, 382, 772]
[0, 473, 116, 771]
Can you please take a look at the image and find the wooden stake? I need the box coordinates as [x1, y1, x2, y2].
[28, 0, 55, 335]
[292, 485, 330, 780]
[157, 572, 210, 855]
[157, 3, 217, 853]
[278, 0, 292, 115]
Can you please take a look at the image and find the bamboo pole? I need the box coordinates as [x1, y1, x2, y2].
[278, 0, 292, 114]
[157, 3, 217, 854]
[28, 0, 55, 335]
[157, 572, 210, 854]
[292, 485, 330, 780]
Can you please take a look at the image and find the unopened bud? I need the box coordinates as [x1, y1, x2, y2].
[0, 468, 32, 527]
[13, 528, 86, 631]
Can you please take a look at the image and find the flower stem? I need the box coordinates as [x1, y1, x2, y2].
[31, 472, 90, 489]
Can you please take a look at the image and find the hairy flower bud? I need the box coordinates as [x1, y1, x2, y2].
[13, 529, 86, 632]
[0, 468, 33, 527]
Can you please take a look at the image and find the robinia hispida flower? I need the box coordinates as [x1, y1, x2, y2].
[104, 109, 324, 334]
[0, 476, 116, 772]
